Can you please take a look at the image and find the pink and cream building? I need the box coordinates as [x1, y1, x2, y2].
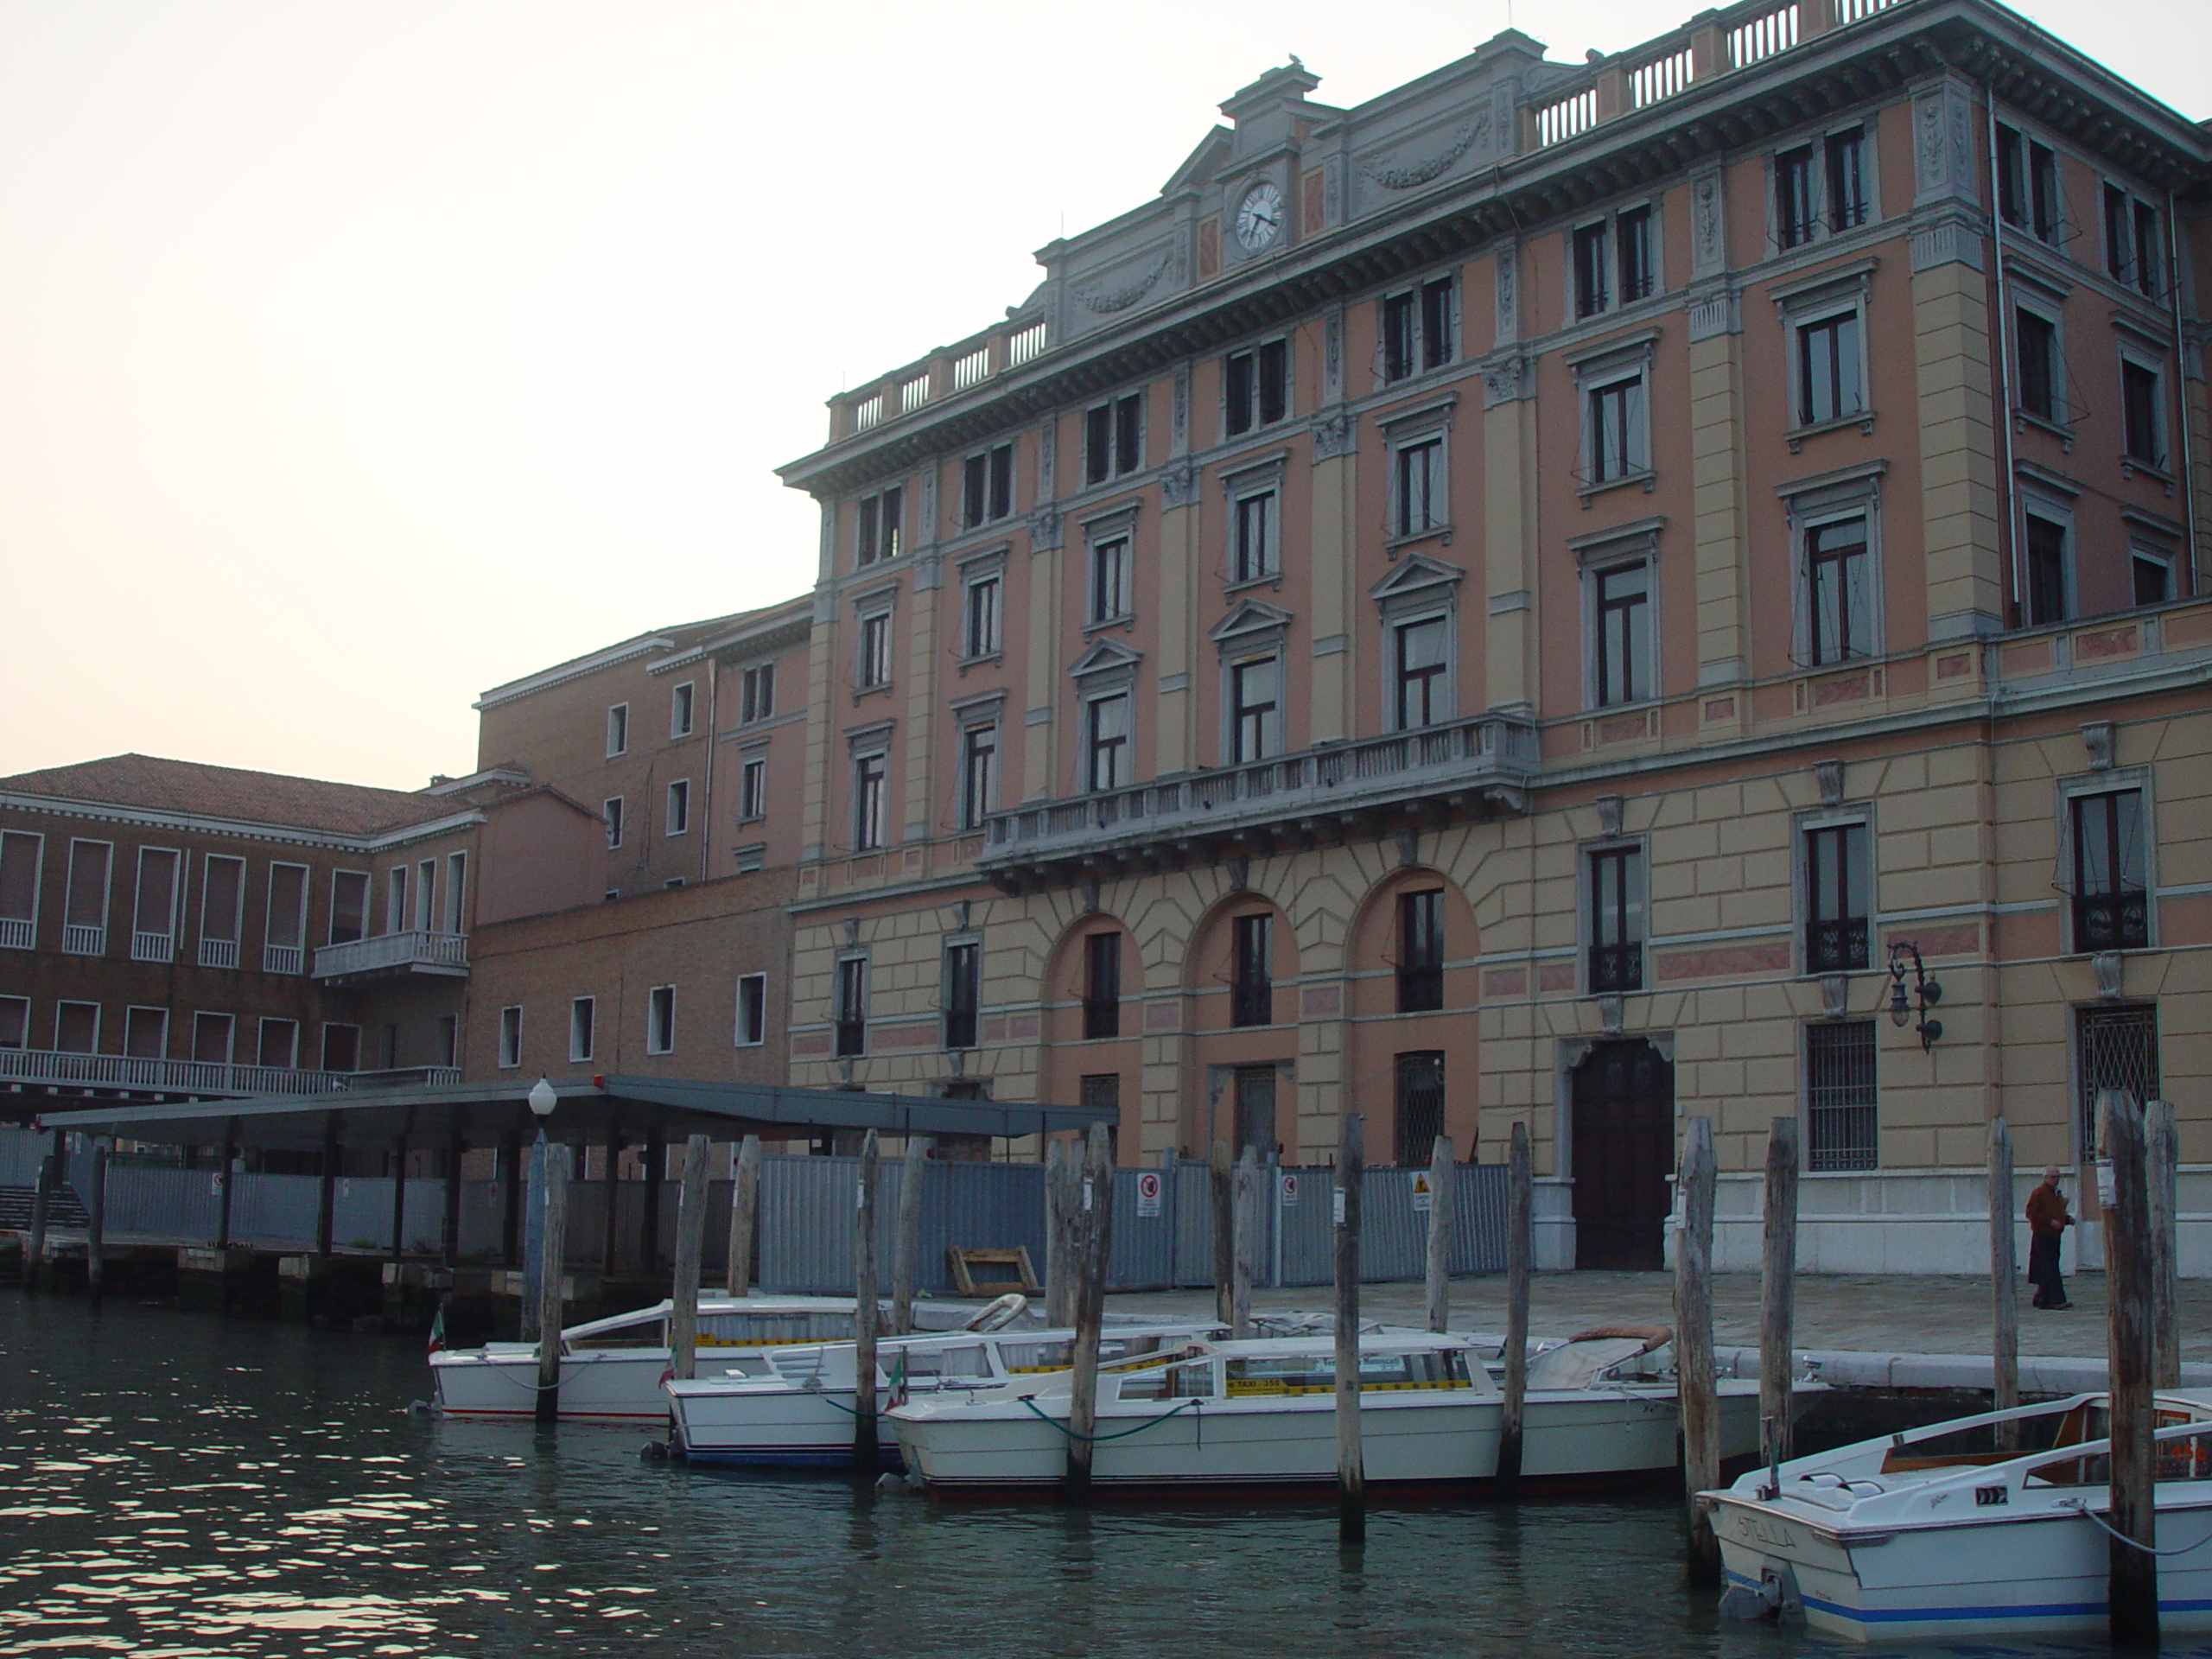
[773, 0, 2212, 1270]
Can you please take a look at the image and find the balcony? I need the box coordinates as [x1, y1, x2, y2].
[263, 944, 303, 975]
[0, 1047, 461, 1099]
[62, 925, 105, 956]
[979, 712, 1535, 889]
[199, 938, 239, 969]
[312, 929, 470, 984]
[0, 917, 33, 950]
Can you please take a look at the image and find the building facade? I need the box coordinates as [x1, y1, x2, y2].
[773, 0, 2212, 1270]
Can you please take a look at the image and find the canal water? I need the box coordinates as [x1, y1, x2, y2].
[2, 1293, 2201, 1659]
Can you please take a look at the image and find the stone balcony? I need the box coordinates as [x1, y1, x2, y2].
[978, 712, 1537, 891]
[0, 1047, 461, 1100]
[311, 929, 470, 984]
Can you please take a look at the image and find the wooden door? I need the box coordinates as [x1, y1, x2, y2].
[1570, 1039, 1675, 1269]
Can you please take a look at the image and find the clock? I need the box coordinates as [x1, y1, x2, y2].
[1234, 181, 1285, 252]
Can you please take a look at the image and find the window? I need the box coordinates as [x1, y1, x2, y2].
[1590, 559, 1653, 708]
[1232, 490, 1275, 583]
[56, 1000, 99, 1054]
[858, 611, 893, 689]
[740, 663, 776, 723]
[1586, 373, 1648, 485]
[1382, 290, 1418, 379]
[739, 755, 767, 823]
[1081, 1075, 1120, 1142]
[63, 840, 111, 956]
[198, 858, 243, 973]
[0, 831, 40, 950]
[960, 724, 997, 830]
[1089, 536, 1131, 624]
[963, 570, 1001, 658]
[1393, 615, 1449, 730]
[191, 1011, 234, 1065]
[1818, 127, 1866, 233]
[569, 996, 595, 1063]
[321, 1023, 360, 1072]
[1803, 820, 1871, 972]
[2122, 357, 2163, 468]
[415, 859, 437, 932]
[444, 853, 466, 935]
[852, 752, 888, 852]
[735, 974, 767, 1047]
[1397, 889, 1444, 1013]
[2024, 512, 2069, 626]
[1083, 931, 1121, 1039]
[2017, 308, 2058, 422]
[2105, 185, 2161, 297]
[498, 1006, 522, 1069]
[1776, 144, 1817, 249]
[1232, 1064, 1275, 1154]
[2133, 547, 2174, 607]
[856, 486, 903, 565]
[329, 870, 368, 945]
[1797, 309, 1865, 426]
[1573, 221, 1611, 318]
[944, 942, 981, 1050]
[665, 779, 690, 836]
[1084, 394, 1143, 485]
[385, 867, 408, 935]
[1382, 276, 1453, 378]
[132, 848, 180, 960]
[1085, 692, 1131, 792]
[1614, 203, 1655, 301]
[264, 862, 307, 973]
[1393, 1052, 1446, 1167]
[607, 703, 628, 757]
[1586, 845, 1644, 993]
[2076, 1004, 2160, 1154]
[1997, 126, 2060, 243]
[124, 1006, 167, 1059]
[962, 442, 1014, 526]
[1392, 436, 1443, 539]
[2072, 788, 2148, 950]
[1805, 518, 1873, 664]
[438, 1014, 458, 1070]
[670, 682, 695, 738]
[0, 995, 26, 1048]
[1231, 912, 1272, 1027]
[1229, 657, 1280, 764]
[1224, 340, 1289, 435]
[835, 957, 868, 1057]
[1806, 1021, 1877, 1172]
[646, 985, 675, 1055]
[604, 796, 625, 849]
[257, 1017, 299, 1071]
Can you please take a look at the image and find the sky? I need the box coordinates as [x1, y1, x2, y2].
[2, 0, 2205, 791]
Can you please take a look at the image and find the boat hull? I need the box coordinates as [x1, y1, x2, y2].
[433, 1347, 680, 1421]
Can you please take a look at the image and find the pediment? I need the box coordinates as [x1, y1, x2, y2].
[1368, 553, 1465, 601]
[1068, 637, 1145, 679]
[1160, 126, 1234, 198]
[1209, 598, 1294, 643]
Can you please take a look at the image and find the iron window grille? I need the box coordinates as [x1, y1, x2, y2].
[2076, 1004, 2159, 1154]
[1806, 1020, 1878, 1171]
[1393, 1052, 1446, 1167]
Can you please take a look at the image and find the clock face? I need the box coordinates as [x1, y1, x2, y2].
[1234, 181, 1285, 252]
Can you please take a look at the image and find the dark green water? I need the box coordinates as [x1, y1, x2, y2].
[0, 1293, 2197, 1657]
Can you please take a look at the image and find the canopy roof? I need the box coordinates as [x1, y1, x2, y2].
[35, 1074, 1106, 1153]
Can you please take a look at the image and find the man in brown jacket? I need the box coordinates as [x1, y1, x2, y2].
[2025, 1166, 2074, 1310]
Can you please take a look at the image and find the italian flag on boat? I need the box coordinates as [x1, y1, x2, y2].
[427, 1307, 445, 1356]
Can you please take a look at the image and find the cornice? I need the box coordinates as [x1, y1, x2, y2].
[0, 791, 484, 854]
[475, 636, 677, 709]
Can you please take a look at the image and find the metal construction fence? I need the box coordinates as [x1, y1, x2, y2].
[2, 1128, 1507, 1294]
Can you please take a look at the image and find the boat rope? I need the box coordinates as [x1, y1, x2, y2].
[2059, 1500, 2212, 1556]
[1019, 1397, 1202, 1442]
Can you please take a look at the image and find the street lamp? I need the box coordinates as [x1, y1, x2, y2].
[1885, 941, 1944, 1052]
[528, 1077, 557, 1120]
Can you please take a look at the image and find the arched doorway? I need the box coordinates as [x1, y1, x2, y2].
[1570, 1039, 1675, 1270]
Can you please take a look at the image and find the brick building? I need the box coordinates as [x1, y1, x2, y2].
[769, 0, 2212, 1272]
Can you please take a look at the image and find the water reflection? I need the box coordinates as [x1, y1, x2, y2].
[3, 1294, 2208, 1657]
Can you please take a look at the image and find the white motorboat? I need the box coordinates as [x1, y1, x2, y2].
[1707, 1389, 2212, 1643]
[431, 1293, 1027, 1421]
[666, 1322, 1227, 1468]
[890, 1325, 1808, 1493]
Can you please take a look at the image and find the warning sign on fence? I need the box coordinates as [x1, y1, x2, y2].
[1279, 1173, 1300, 1207]
[1135, 1170, 1162, 1217]
[1410, 1171, 1433, 1213]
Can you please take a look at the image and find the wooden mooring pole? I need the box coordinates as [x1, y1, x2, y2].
[1760, 1116, 1799, 1468]
[852, 1130, 880, 1471]
[216, 1122, 238, 1253]
[85, 1136, 110, 1307]
[2147, 1099, 2179, 1390]
[1676, 1115, 1720, 1587]
[1334, 1112, 1365, 1545]
[533, 1147, 569, 1427]
[1425, 1134, 1454, 1334]
[668, 1135, 710, 1384]
[891, 1135, 931, 1336]
[1211, 1139, 1234, 1325]
[1497, 1121, 1532, 1496]
[1989, 1116, 2019, 1448]
[1231, 1145, 1258, 1338]
[2104, 1090, 2158, 1649]
[1044, 1140, 1074, 1327]
[1065, 1122, 1114, 1502]
[725, 1135, 760, 1298]
[23, 1130, 59, 1295]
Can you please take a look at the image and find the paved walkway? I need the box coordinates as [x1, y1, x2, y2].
[1105, 1271, 2212, 1385]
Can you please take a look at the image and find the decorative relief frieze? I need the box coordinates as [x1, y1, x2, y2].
[1075, 249, 1173, 315]
[1324, 308, 1344, 401]
[1038, 423, 1057, 502]
[1356, 111, 1487, 190]
[1159, 461, 1199, 509]
[1172, 365, 1191, 454]
[1690, 168, 1726, 276]
[1028, 506, 1063, 551]
[1912, 79, 1974, 206]
[1308, 409, 1355, 461]
[1495, 244, 1520, 343]
[1479, 353, 1532, 407]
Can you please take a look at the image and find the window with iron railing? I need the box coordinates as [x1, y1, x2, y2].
[1393, 1052, 1446, 1167]
[1803, 821, 1871, 972]
[1586, 846, 1644, 993]
[835, 957, 868, 1057]
[1083, 931, 1121, 1039]
[1397, 889, 1445, 1013]
[2072, 789, 2148, 950]
[1231, 912, 1273, 1027]
[944, 942, 980, 1051]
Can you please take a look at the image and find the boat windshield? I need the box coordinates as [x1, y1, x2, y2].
[1219, 1351, 1472, 1396]
[897, 1344, 992, 1382]
[1117, 1359, 1217, 1402]
[569, 1321, 667, 1351]
[696, 1311, 854, 1347]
